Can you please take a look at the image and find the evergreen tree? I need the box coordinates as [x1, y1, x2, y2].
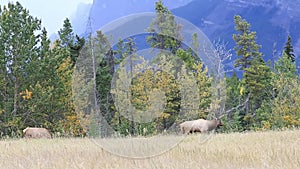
[233, 15, 272, 130]
[58, 18, 85, 67]
[225, 71, 241, 110]
[69, 35, 85, 66]
[94, 31, 115, 136]
[0, 2, 86, 137]
[283, 35, 295, 63]
[272, 52, 300, 128]
[222, 72, 244, 131]
[147, 0, 182, 54]
[233, 15, 262, 70]
[275, 52, 297, 78]
[0, 2, 42, 135]
[22, 28, 59, 129]
[146, 1, 211, 126]
[244, 56, 272, 129]
[58, 18, 74, 48]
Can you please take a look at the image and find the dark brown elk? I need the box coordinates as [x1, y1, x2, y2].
[23, 127, 52, 139]
[179, 118, 223, 134]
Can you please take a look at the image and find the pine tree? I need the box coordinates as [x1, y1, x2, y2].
[23, 28, 58, 129]
[233, 15, 256, 121]
[147, 0, 182, 53]
[58, 18, 74, 48]
[69, 35, 85, 66]
[0, 2, 42, 135]
[146, 1, 212, 127]
[225, 71, 241, 110]
[0, 2, 86, 137]
[233, 15, 262, 70]
[233, 15, 272, 130]
[283, 35, 295, 63]
[58, 18, 85, 67]
[272, 52, 300, 128]
[244, 57, 272, 128]
[94, 30, 115, 136]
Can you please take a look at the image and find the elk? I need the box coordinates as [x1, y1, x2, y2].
[179, 118, 223, 134]
[23, 127, 52, 139]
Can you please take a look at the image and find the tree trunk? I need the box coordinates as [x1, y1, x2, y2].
[13, 77, 18, 115]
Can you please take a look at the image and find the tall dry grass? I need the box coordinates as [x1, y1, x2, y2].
[0, 130, 299, 169]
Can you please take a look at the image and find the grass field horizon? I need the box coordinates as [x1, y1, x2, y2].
[1, 129, 299, 169]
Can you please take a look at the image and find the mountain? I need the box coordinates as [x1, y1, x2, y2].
[71, 2, 92, 34]
[72, 0, 192, 35]
[172, 0, 300, 72]
[71, 0, 300, 73]
[49, 2, 92, 42]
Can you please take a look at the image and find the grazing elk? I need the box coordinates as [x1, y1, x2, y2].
[179, 118, 223, 134]
[23, 127, 52, 139]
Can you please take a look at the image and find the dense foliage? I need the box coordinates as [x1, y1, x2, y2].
[0, 1, 299, 138]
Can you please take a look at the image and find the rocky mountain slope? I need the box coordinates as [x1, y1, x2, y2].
[71, 0, 300, 72]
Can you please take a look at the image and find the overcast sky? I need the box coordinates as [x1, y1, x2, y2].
[0, 0, 93, 35]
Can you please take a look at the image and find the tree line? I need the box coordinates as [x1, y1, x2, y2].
[0, 1, 299, 138]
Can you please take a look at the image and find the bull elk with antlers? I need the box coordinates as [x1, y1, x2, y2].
[179, 94, 250, 134]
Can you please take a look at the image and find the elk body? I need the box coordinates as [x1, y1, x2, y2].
[23, 127, 52, 139]
[179, 118, 223, 134]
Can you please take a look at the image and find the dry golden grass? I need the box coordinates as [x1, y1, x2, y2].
[0, 130, 299, 169]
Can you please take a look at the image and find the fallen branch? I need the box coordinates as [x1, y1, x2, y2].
[219, 93, 250, 118]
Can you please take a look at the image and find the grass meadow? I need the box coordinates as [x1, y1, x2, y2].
[0, 130, 299, 169]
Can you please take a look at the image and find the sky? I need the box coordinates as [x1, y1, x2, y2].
[0, 0, 93, 35]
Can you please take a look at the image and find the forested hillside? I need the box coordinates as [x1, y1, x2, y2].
[72, 0, 300, 75]
[0, 1, 299, 138]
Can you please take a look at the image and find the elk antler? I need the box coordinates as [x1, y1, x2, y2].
[218, 93, 250, 119]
